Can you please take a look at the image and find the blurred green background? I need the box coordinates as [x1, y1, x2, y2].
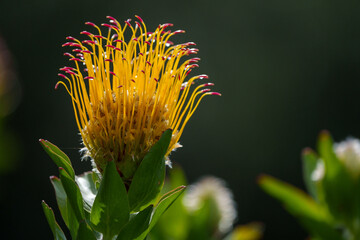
[1, 0, 360, 239]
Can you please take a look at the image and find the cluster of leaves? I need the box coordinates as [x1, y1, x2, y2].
[149, 166, 263, 240]
[41, 129, 186, 240]
[259, 131, 360, 240]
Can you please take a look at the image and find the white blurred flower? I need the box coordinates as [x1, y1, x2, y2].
[334, 138, 360, 177]
[311, 160, 324, 181]
[183, 176, 237, 234]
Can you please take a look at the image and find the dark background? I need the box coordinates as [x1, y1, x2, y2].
[1, 0, 360, 239]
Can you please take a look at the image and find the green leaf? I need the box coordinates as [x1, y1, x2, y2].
[50, 176, 79, 238]
[259, 175, 343, 240]
[128, 129, 172, 212]
[137, 185, 186, 240]
[76, 221, 96, 240]
[317, 131, 357, 220]
[151, 165, 188, 239]
[59, 168, 85, 222]
[302, 148, 320, 200]
[40, 139, 75, 179]
[90, 161, 130, 238]
[42, 201, 67, 240]
[117, 205, 153, 240]
[76, 171, 98, 213]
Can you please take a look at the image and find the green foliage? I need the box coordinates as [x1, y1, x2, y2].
[117, 205, 153, 240]
[41, 130, 183, 240]
[40, 139, 75, 179]
[150, 166, 262, 240]
[260, 130, 360, 240]
[90, 161, 129, 238]
[128, 129, 172, 212]
[42, 201, 67, 240]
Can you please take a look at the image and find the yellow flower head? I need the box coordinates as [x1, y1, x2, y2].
[56, 16, 220, 182]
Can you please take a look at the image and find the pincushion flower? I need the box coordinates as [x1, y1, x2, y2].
[56, 16, 219, 184]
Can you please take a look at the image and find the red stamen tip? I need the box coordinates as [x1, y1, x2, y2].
[109, 71, 116, 76]
[69, 58, 82, 62]
[125, 19, 132, 27]
[131, 79, 136, 83]
[146, 61, 151, 66]
[201, 88, 211, 93]
[117, 85, 123, 88]
[80, 31, 92, 36]
[162, 23, 174, 29]
[198, 74, 209, 79]
[203, 83, 214, 87]
[173, 30, 185, 35]
[210, 92, 221, 96]
[135, 15, 144, 23]
[105, 59, 113, 62]
[85, 22, 97, 28]
[58, 73, 67, 79]
[94, 35, 105, 39]
[106, 16, 117, 22]
[84, 76, 94, 80]
[185, 42, 196, 46]
[63, 53, 73, 57]
[66, 36, 76, 41]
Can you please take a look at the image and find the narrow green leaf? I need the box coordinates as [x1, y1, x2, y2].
[90, 161, 130, 238]
[50, 176, 79, 238]
[117, 205, 153, 240]
[137, 185, 186, 240]
[42, 201, 67, 240]
[40, 139, 75, 179]
[128, 129, 172, 212]
[76, 221, 96, 240]
[259, 175, 343, 240]
[302, 148, 320, 200]
[75, 171, 98, 213]
[317, 131, 341, 179]
[59, 168, 85, 222]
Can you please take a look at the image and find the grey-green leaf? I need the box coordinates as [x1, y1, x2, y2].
[42, 201, 67, 240]
[128, 129, 172, 212]
[90, 161, 130, 238]
[76, 171, 98, 213]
